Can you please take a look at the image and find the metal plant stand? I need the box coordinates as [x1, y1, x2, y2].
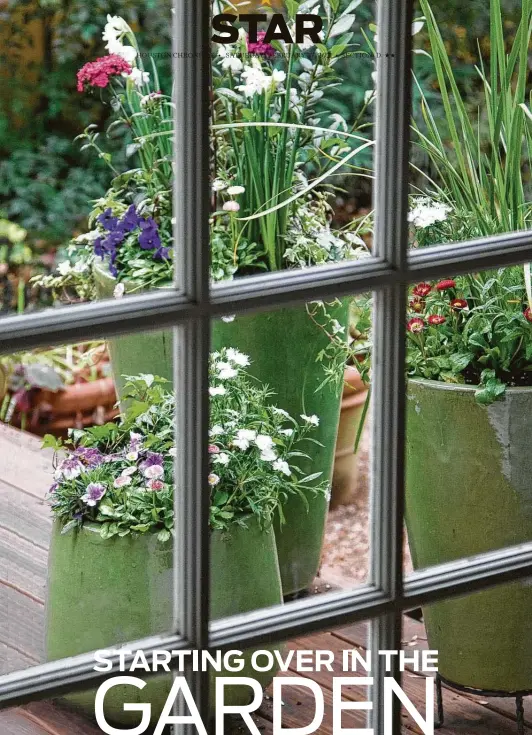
[435, 673, 531, 735]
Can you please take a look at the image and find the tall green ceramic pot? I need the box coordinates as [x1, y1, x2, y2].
[94, 262, 348, 595]
[211, 303, 348, 596]
[46, 518, 282, 727]
[93, 262, 173, 402]
[406, 379, 532, 692]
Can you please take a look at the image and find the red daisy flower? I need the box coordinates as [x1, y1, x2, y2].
[524, 307, 532, 323]
[436, 279, 456, 291]
[450, 298, 468, 310]
[407, 317, 425, 334]
[428, 315, 446, 326]
[77, 54, 132, 92]
[409, 298, 424, 314]
[412, 282, 432, 298]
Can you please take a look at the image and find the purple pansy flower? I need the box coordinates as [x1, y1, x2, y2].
[93, 237, 106, 257]
[55, 456, 84, 480]
[104, 229, 126, 248]
[138, 218, 162, 251]
[139, 452, 164, 478]
[154, 246, 170, 261]
[98, 208, 119, 231]
[75, 447, 104, 468]
[120, 205, 140, 233]
[81, 482, 107, 507]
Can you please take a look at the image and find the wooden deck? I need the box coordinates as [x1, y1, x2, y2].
[0, 423, 531, 734]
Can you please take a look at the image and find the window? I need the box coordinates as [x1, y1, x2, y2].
[2, 1, 532, 732]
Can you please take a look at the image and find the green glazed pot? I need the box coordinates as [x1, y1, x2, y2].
[211, 303, 348, 596]
[94, 262, 348, 595]
[46, 518, 282, 726]
[93, 262, 173, 402]
[406, 379, 532, 692]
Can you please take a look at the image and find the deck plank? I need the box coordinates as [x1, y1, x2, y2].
[0, 708, 50, 735]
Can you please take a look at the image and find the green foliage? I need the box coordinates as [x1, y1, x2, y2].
[404, 0, 532, 403]
[0, 0, 172, 241]
[48, 357, 326, 539]
[0, 137, 109, 240]
[406, 270, 532, 403]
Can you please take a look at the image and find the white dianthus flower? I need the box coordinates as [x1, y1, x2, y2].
[226, 348, 250, 366]
[301, 414, 320, 426]
[273, 459, 291, 476]
[213, 452, 230, 466]
[408, 198, 451, 229]
[232, 429, 257, 450]
[217, 362, 238, 380]
[260, 448, 278, 462]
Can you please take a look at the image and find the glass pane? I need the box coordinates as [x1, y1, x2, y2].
[404, 259, 532, 711]
[410, 0, 528, 248]
[0, 327, 178, 730]
[210, 0, 375, 284]
[0, 2, 174, 320]
[209, 291, 373, 606]
[404, 262, 532, 574]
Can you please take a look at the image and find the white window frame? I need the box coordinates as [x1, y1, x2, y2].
[3, 1, 532, 732]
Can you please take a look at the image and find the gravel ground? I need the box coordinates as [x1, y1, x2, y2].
[320, 421, 412, 588]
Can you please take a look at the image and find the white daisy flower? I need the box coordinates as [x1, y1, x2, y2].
[209, 386, 226, 397]
[208, 473, 220, 486]
[209, 425, 225, 437]
[212, 179, 227, 192]
[301, 414, 320, 426]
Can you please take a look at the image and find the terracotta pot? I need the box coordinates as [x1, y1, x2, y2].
[330, 366, 369, 509]
[28, 378, 118, 437]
